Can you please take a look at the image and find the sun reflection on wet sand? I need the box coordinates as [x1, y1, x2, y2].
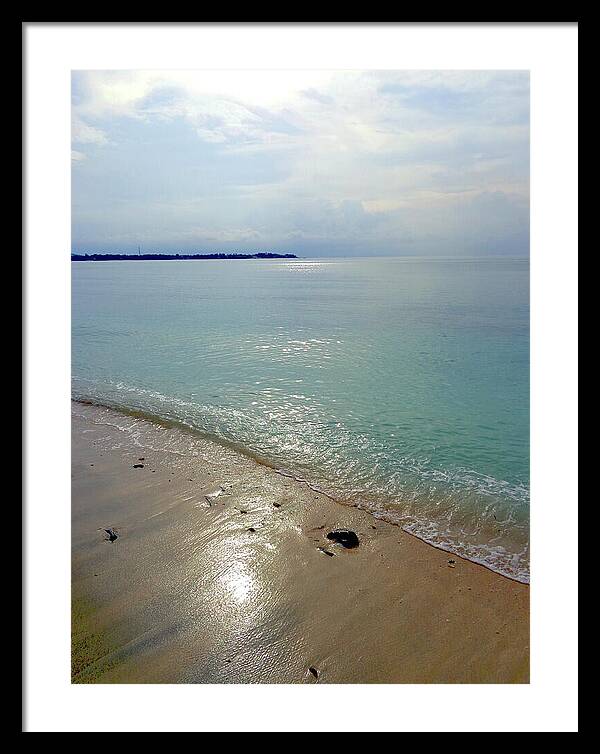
[221, 560, 256, 605]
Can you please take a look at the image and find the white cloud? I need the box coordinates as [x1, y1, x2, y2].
[71, 70, 529, 255]
[72, 117, 108, 146]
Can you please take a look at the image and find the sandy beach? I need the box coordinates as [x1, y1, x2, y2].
[72, 401, 529, 684]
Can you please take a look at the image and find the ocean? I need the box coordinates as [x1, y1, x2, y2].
[72, 256, 529, 582]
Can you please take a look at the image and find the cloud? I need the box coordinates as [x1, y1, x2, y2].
[301, 88, 334, 105]
[71, 70, 529, 256]
[71, 116, 109, 161]
[72, 117, 109, 146]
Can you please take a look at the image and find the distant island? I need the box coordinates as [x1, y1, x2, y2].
[71, 252, 297, 261]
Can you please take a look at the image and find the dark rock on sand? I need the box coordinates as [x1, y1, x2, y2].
[273, 503, 281, 508]
[102, 527, 118, 543]
[309, 666, 319, 679]
[133, 464, 144, 469]
[326, 529, 360, 548]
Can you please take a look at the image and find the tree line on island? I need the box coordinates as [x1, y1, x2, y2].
[71, 252, 298, 261]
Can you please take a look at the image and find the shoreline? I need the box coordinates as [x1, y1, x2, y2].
[72, 401, 529, 684]
[72, 397, 529, 585]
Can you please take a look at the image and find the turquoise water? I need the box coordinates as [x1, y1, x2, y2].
[72, 257, 529, 581]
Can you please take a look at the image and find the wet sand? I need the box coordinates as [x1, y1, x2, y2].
[71, 402, 529, 684]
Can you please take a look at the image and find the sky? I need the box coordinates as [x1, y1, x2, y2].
[72, 70, 529, 257]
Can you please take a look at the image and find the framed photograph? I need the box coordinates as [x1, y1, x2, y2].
[23, 21, 578, 733]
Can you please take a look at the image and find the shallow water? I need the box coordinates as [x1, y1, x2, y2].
[72, 256, 529, 581]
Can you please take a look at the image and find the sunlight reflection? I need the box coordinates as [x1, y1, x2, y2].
[281, 261, 335, 273]
[221, 560, 256, 605]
